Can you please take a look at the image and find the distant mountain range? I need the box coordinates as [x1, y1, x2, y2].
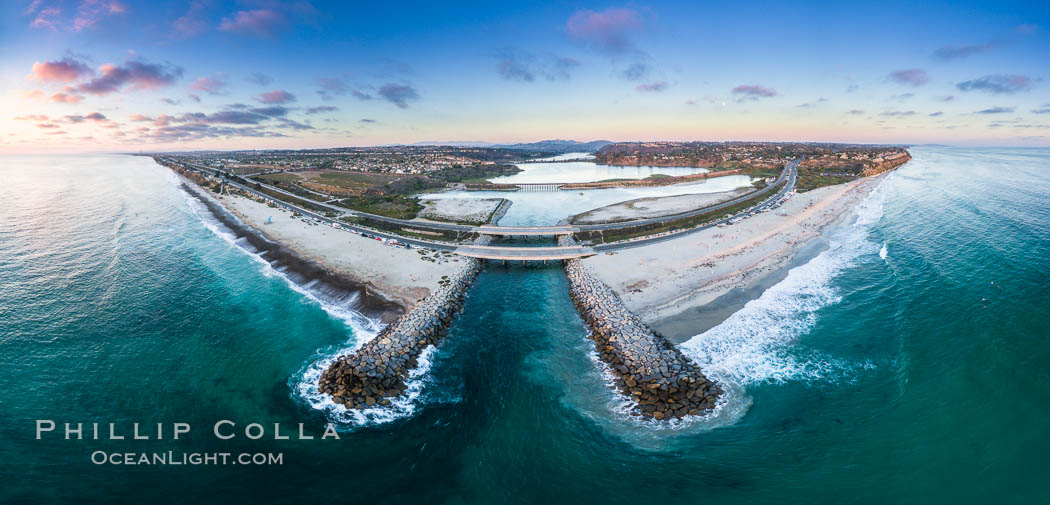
[412, 139, 612, 153]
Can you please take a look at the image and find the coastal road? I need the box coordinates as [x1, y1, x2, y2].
[454, 244, 595, 261]
[200, 158, 797, 236]
[594, 158, 798, 252]
[168, 157, 797, 256]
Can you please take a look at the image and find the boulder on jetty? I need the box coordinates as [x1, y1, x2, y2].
[318, 252, 483, 410]
[561, 237, 721, 420]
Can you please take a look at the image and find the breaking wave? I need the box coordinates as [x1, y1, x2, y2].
[291, 344, 437, 429]
[181, 187, 439, 427]
[681, 175, 891, 395]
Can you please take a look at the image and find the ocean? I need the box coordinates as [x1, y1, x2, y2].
[1, 147, 1048, 503]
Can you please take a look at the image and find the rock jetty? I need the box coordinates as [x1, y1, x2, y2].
[318, 254, 482, 409]
[562, 239, 721, 419]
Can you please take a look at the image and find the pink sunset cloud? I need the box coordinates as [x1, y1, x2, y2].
[566, 7, 644, 54]
[219, 9, 287, 38]
[256, 89, 296, 104]
[190, 75, 228, 95]
[27, 57, 94, 82]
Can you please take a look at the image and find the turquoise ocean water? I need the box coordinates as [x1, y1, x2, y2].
[0, 147, 1048, 503]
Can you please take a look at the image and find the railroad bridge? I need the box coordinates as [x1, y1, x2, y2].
[514, 183, 563, 192]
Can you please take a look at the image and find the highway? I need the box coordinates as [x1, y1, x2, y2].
[454, 244, 595, 260]
[166, 157, 797, 258]
[595, 157, 798, 252]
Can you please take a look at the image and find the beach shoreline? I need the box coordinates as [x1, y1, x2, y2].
[175, 174, 468, 321]
[583, 172, 892, 342]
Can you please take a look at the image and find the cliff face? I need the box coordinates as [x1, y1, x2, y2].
[863, 151, 911, 176]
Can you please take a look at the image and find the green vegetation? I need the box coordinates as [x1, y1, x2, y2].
[255, 172, 302, 184]
[253, 185, 332, 214]
[332, 194, 422, 220]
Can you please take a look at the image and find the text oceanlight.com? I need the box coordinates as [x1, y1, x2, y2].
[90, 451, 283, 466]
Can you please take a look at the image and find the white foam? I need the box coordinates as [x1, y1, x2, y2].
[180, 187, 438, 427]
[292, 344, 438, 428]
[584, 345, 745, 433]
[879, 242, 888, 260]
[681, 174, 891, 395]
[182, 190, 380, 332]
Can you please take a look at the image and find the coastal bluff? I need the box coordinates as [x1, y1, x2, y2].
[318, 253, 483, 409]
[562, 239, 721, 420]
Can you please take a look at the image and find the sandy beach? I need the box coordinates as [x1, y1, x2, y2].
[572, 187, 752, 224]
[582, 173, 888, 341]
[210, 190, 468, 311]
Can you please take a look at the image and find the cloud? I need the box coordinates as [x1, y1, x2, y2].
[188, 93, 201, 103]
[63, 112, 108, 123]
[975, 106, 1015, 114]
[249, 106, 289, 118]
[619, 62, 649, 81]
[496, 49, 579, 82]
[78, 60, 182, 95]
[14, 114, 49, 121]
[189, 75, 227, 95]
[890, 93, 914, 100]
[29, 7, 61, 30]
[566, 7, 644, 54]
[129, 102, 319, 142]
[933, 43, 996, 60]
[219, 9, 288, 38]
[173, 1, 208, 38]
[306, 106, 338, 114]
[498, 55, 534, 82]
[28, 1, 127, 31]
[352, 90, 372, 100]
[161, 97, 180, 105]
[888, 68, 929, 86]
[377, 83, 419, 109]
[956, 75, 1032, 94]
[27, 57, 94, 82]
[731, 84, 777, 101]
[635, 81, 666, 92]
[316, 76, 349, 101]
[50, 91, 82, 103]
[1032, 106, 1050, 114]
[359, 118, 376, 124]
[21, 88, 84, 103]
[246, 73, 273, 86]
[256, 89, 296, 104]
[880, 110, 916, 117]
[37, 122, 61, 128]
[929, 111, 944, 117]
[846, 84, 859, 93]
[847, 109, 864, 115]
[73, 0, 127, 31]
[939, 95, 955, 102]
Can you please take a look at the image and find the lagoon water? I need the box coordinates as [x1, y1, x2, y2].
[489, 159, 707, 184]
[1, 147, 1049, 503]
[423, 173, 755, 226]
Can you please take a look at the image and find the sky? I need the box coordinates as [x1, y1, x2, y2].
[1, 0, 1049, 152]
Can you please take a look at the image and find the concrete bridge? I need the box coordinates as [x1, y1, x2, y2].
[453, 244, 596, 261]
[475, 225, 578, 236]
